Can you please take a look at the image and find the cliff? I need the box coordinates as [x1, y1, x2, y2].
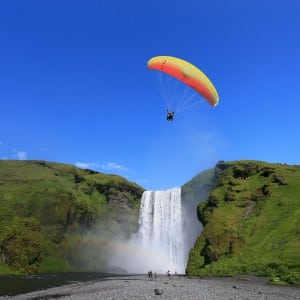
[1, 159, 299, 285]
[186, 160, 300, 285]
[0, 160, 144, 275]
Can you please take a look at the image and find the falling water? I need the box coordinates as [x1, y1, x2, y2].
[108, 187, 201, 274]
[136, 188, 186, 273]
[113, 188, 187, 274]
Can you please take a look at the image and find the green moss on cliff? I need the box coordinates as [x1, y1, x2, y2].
[187, 160, 300, 286]
[0, 160, 144, 275]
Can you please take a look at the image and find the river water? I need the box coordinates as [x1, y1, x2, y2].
[0, 272, 124, 297]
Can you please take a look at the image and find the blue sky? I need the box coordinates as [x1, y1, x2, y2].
[1, 0, 299, 190]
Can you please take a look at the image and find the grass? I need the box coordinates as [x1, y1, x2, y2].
[186, 160, 300, 286]
[0, 160, 144, 274]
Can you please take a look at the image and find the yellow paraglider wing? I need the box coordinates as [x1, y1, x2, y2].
[147, 56, 219, 107]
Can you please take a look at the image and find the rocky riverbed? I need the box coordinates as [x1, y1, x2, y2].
[2, 275, 299, 300]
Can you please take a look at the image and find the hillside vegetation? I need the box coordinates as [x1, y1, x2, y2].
[0, 160, 144, 275]
[186, 160, 300, 285]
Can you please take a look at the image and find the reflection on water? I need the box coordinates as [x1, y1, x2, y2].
[0, 272, 118, 297]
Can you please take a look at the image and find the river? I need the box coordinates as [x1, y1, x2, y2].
[0, 272, 126, 297]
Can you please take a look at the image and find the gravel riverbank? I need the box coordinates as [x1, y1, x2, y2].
[3, 275, 300, 300]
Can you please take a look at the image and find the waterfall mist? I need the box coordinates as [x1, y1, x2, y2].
[108, 187, 202, 274]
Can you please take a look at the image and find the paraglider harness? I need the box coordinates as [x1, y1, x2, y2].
[167, 109, 175, 121]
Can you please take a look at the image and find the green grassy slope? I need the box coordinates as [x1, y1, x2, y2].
[0, 160, 144, 275]
[186, 160, 300, 285]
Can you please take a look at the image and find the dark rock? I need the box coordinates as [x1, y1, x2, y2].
[232, 285, 241, 289]
[154, 288, 163, 295]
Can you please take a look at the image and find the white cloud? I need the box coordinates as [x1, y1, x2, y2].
[11, 149, 27, 160]
[74, 160, 132, 178]
[101, 162, 128, 172]
[136, 178, 149, 184]
[75, 161, 130, 173]
[16, 151, 27, 160]
[75, 162, 100, 169]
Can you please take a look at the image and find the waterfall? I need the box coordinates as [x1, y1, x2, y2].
[137, 188, 186, 273]
[108, 187, 201, 274]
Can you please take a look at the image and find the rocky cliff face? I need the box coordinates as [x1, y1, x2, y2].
[186, 160, 300, 286]
[0, 160, 144, 274]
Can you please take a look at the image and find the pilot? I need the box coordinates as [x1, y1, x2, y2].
[167, 110, 175, 121]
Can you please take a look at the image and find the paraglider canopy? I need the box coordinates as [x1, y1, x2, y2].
[147, 56, 219, 107]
